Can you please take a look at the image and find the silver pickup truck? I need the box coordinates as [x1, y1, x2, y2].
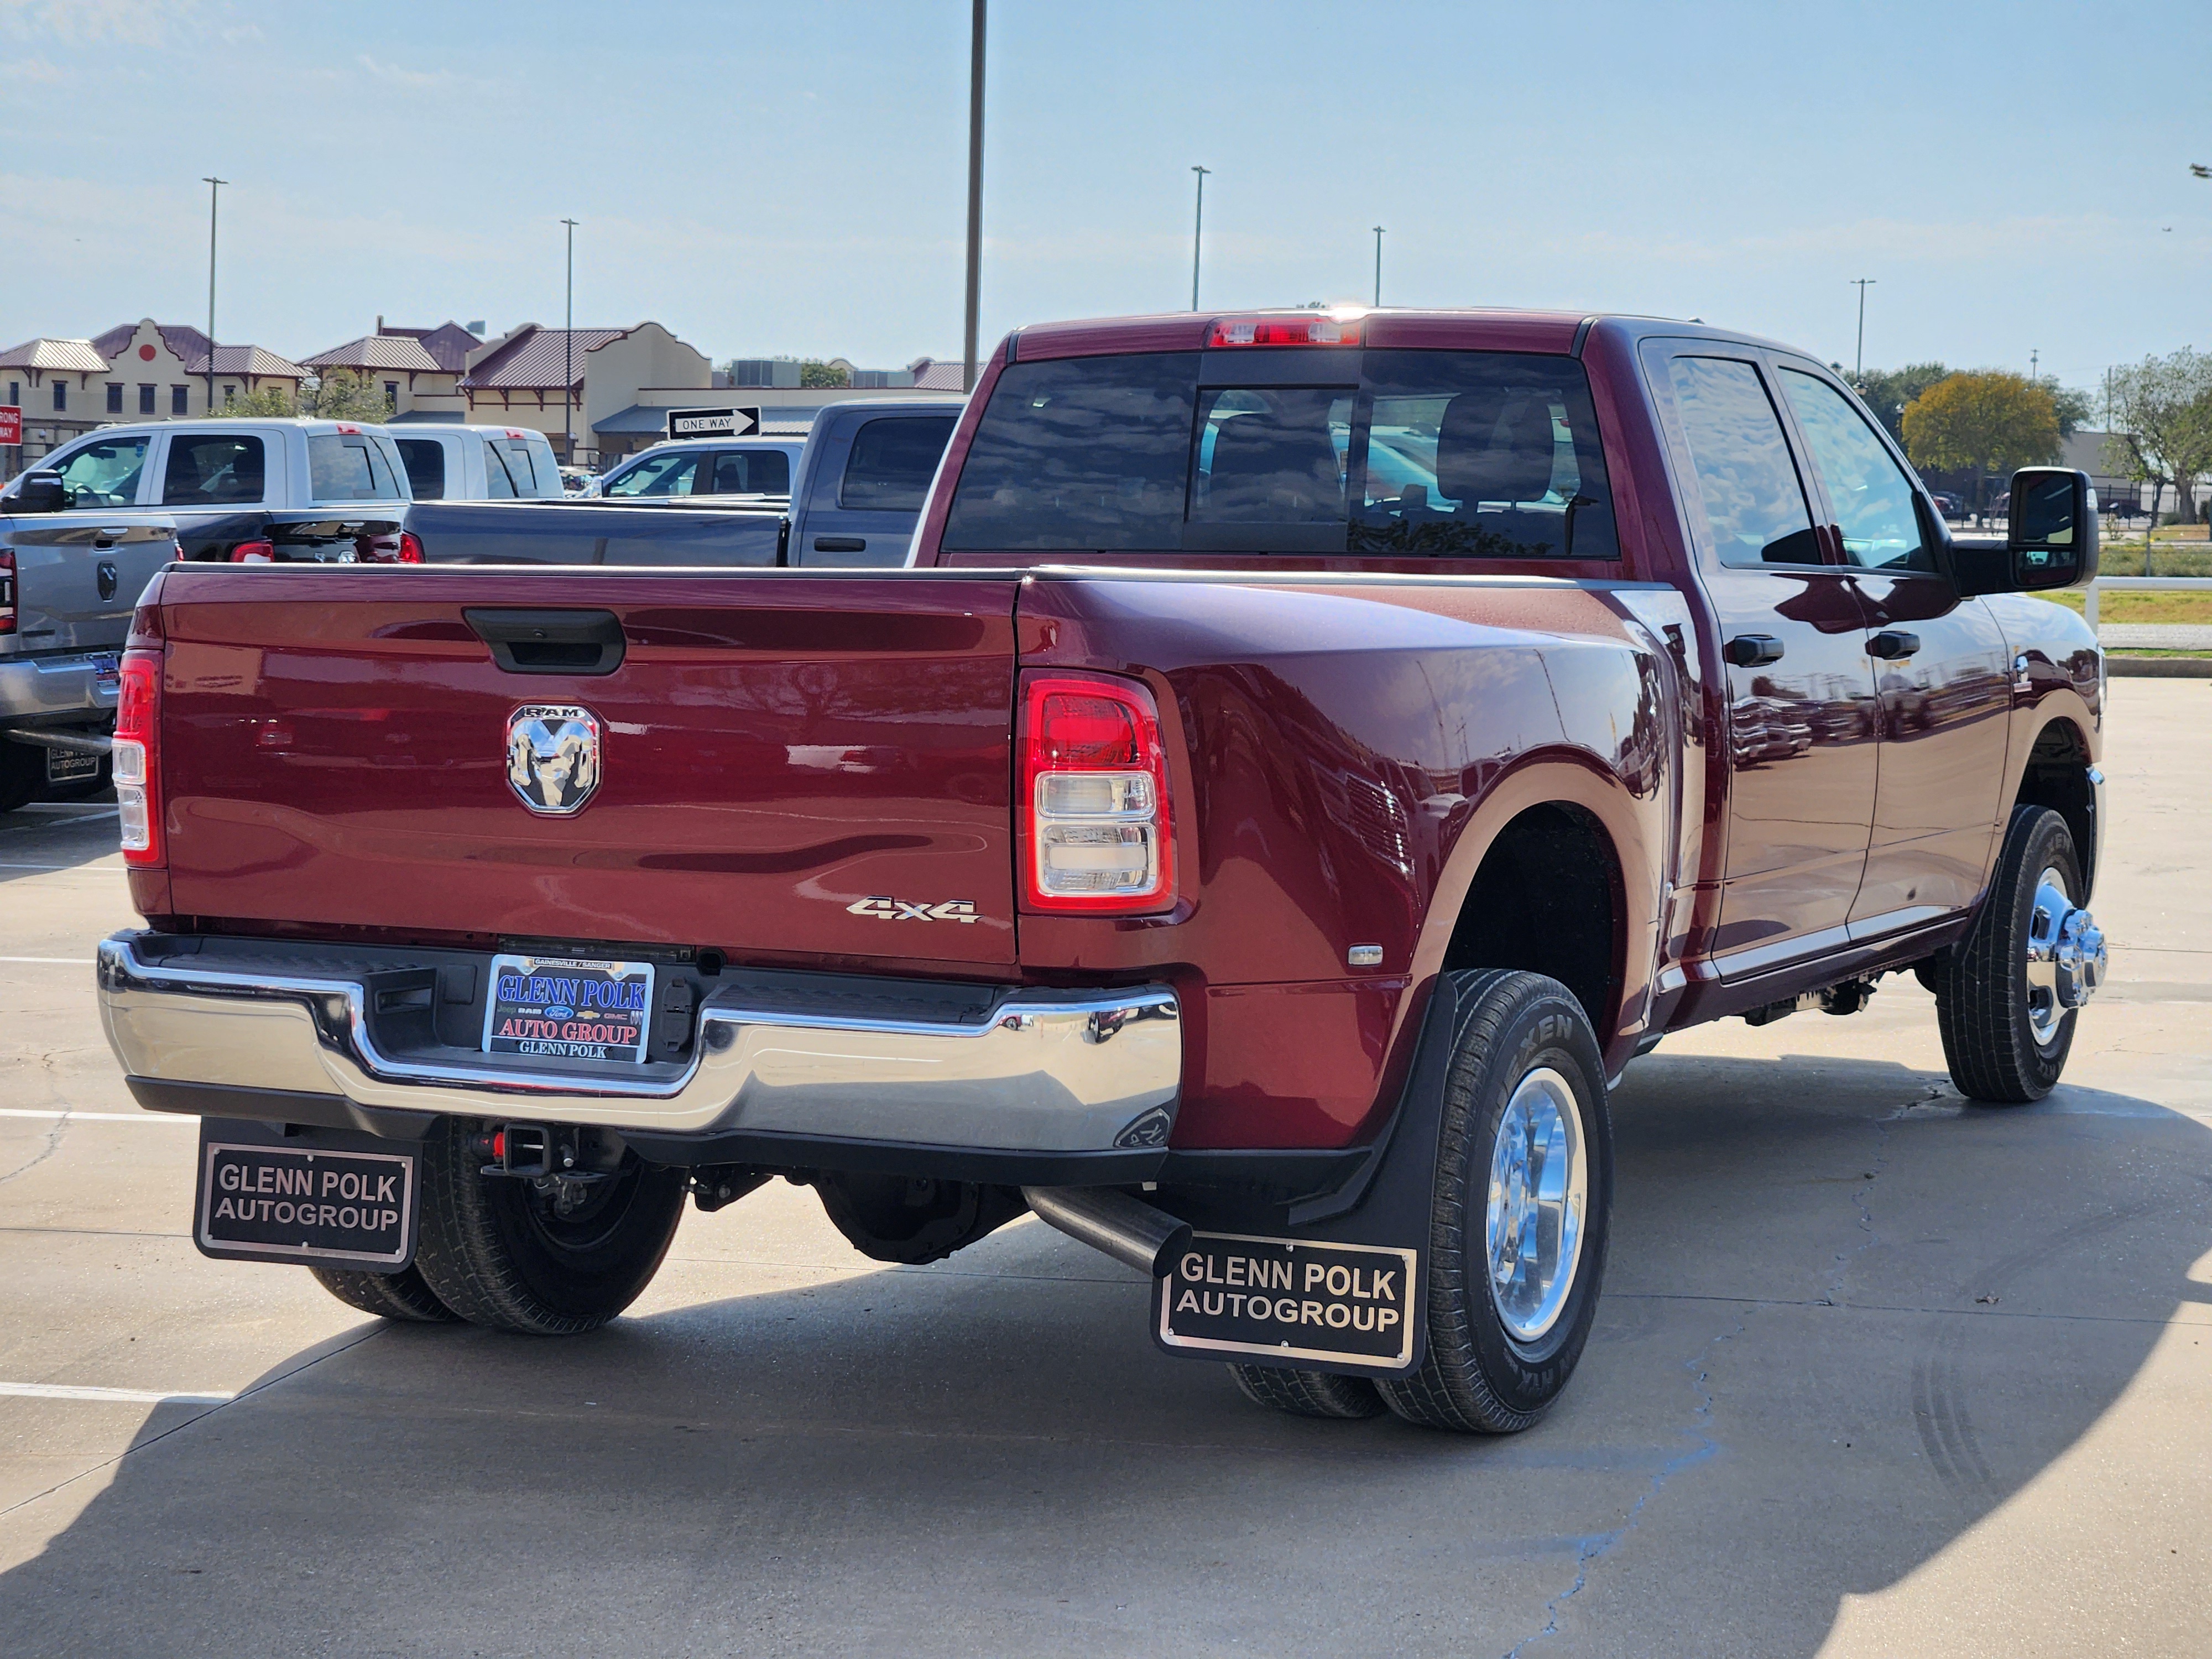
[0, 470, 178, 810]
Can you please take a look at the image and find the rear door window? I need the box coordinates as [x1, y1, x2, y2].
[838, 416, 958, 510]
[712, 448, 792, 495]
[491, 437, 546, 497]
[943, 348, 1618, 557]
[163, 434, 266, 506]
[1661, 357, 1823, 567]
[50, 436, 150, 507]
[307, 433, 400, 502]
[396, 439, 447, 499]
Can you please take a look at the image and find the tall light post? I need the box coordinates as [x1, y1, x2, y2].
[1190, 166, 1210, 310]
[1373, 225, 1385, 307]
[561, 217, 578, 462]
[201, 176, 227, 414]
[962, 0, 985, 392]
[1850, 277, 1876, 381]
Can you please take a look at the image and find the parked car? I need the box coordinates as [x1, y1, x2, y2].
[92, 310, 2108, 1441]
[405, 400, 963, 567]
[1, 419, 411, 562]
[557, 466, 595, 495]
[1928, 491, 1964, 518]
[0, 471, 179, 809]
[390, 426, 562, 502]
[586, 436, 806, 503]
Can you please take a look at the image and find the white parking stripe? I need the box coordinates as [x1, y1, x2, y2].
[0, 1382, 234, 1405]
[0, 956, 96, 964]
[0, 1108, 192, 1123]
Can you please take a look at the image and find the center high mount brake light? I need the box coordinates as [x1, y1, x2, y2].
[1207, 310, 1366, 348]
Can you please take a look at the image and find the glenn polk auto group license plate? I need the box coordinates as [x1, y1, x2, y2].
[1156, 1232, 1420, 1371]
[483, 953, 655, 1063]
[197, 1138, 417, 1267]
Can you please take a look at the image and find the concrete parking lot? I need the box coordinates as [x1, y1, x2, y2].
[0, 680, 2205, 1658]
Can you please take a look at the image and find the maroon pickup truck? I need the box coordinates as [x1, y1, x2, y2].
[95, 309, 2107, 1433]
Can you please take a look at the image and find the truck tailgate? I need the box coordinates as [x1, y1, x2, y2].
[152, 567, 1021, 968]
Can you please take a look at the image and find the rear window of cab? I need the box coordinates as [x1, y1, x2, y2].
[942, 348, 1616, 559]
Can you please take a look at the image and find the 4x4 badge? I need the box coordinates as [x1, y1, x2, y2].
[506, 704, 601, 815]
[847, 896, 982, 924]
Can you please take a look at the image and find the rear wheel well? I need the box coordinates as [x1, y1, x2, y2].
[1441, 804, 1621, 1037]
[2013, 720, 2095, 895]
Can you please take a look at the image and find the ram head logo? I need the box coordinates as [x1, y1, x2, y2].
[505, 705, 602, 815]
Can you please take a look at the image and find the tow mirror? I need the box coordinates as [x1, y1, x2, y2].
[12, 471, 67, 514]
[2006, 467, 2098, 591]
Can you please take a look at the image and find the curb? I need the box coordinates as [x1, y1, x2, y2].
[2107, 657, 2212, 678]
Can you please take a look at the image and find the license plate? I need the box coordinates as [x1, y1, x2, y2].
[197, 1137, 416, 1267]
[90, 654, 120, 690]
[483, 953, 655, 1063]
[1156, 1233, 1418, 1371]
[44, 748, 100, 785]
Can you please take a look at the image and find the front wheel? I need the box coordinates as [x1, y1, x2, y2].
[1378, 971, 1613, 1434]
[410, 1120, 688, 1335]
[1934, 805, 2104, 1104]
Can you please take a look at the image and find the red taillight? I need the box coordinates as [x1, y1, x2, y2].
[0, 548, 14, 635]
[1207, 311, 1364, 348]
[1020, 672, 1173, 914]
[228, 539, 275, 563]
[114, 649, 162, 868]
[397, 530, 424, 564]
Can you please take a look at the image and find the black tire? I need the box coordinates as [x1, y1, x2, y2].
[0, 741, 41, 815]
[1229, 1364, 1386, 1420]
[410, 1120, 688, 1335]
[307, 1263, 458, 1323]
[1935, 805, 2084, 1104]
[1377, 971, 1613, 1434]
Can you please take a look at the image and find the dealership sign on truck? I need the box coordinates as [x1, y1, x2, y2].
[0, 406, 20, 446]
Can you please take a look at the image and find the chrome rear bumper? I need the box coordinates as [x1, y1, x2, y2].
[96, 935, 1180, 1154]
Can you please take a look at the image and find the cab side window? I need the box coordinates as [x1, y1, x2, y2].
[839, 416, 957, 510]
[395, 439, 447, 500]
[51, 436, 150, 507]
[1777, 369, 1935, 573]
[164, 435, 266, 506]
[604, 451, 699, 497]
[1664, 357, 1823, 567]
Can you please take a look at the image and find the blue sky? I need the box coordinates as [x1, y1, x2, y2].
[1, 0, 2206, 396]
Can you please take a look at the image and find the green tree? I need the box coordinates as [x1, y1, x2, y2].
[799, 359, 851, 389]
[2105, 348, 2212, 524]
[1901, 372, 2062, 512]
[213, 384, 297, 416]
[306, 369, 396, 422]
[2037, 377, 2094, 438]
[1849, 361, 1950, 445]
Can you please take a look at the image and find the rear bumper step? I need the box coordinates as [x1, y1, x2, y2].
[96, 932, 1180, 1156]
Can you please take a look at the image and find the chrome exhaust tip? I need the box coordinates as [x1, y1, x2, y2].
[1022, 1185, 1192, 1277]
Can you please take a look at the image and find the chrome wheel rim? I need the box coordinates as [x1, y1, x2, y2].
[1485, 1067, 1588, 1343]
[2024, 864, 2072, 1047]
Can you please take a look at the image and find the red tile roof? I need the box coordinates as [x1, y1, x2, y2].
[302, 333, 444, 373]
[379, 322, 482, 373]
[184, 344, 310, 379]
[461, 325, 624, 390]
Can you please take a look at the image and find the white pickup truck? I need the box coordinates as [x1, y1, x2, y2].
[1, 418, 413, 563]
[389, 425, 563, 502]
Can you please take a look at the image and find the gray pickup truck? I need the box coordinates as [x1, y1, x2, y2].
[0, 471, 178, 810]
[405, 398, 963, 567]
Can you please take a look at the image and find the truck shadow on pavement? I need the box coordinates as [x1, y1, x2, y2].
[2, 1051, 2206, 1658]
[0, 797, 123, 888]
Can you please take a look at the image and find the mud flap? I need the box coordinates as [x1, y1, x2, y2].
[194, 1117, 422, 1270]
[1151, 971, 1491, 1380]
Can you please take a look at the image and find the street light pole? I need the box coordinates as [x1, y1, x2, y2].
[1373, 225, 1385, 307]
[1850, 277, 1876, 382]
[202, 176, 227, 414]
[962, 0, 985, 393]
[1190, 166, 1209, 310]
[561, 218, 577, 462]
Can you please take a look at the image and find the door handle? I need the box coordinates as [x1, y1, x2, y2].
[96, 560, 118, 601]
[812, 536, 867, 554]
[1867, 630, 1921, 660]
[1725, 634, 1785, 667]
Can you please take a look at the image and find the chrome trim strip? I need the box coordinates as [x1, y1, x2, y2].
[96, 936, 1181, 1150]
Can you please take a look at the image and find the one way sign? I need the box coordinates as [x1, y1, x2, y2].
[665, 406, 761, 440]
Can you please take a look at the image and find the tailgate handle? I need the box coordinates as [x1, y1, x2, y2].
[463, 608, 627, 676]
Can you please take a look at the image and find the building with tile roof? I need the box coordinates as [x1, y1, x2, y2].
[458, 321, 713, 463]
[301, 328, 465, 422]
[0, 337, 119, 462]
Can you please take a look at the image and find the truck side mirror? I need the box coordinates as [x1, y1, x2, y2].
[2006, 467, 2098, 591]
[12, 471, 67, 514]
